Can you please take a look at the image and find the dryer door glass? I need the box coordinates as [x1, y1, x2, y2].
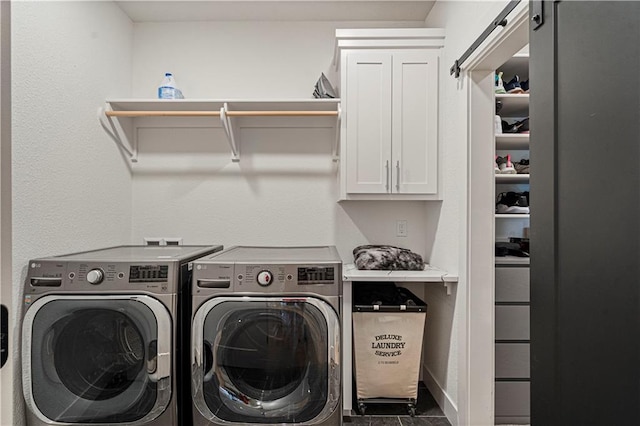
[193, 297, 340, 424]
[23, 296, 172, 424]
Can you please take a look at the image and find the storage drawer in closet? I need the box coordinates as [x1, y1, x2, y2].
[495, 306, 529, 340]
[495, 381, 530, 419]
[495, 266, 529, 302]
[495, 343, 530, 378]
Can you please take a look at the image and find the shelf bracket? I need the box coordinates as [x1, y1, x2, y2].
[332, 103, 342, 162]
[97, 105, 137, 162]
[220, 103, 240, 162]
[442, 275, 453, 296]
[444, 282, 452, 296]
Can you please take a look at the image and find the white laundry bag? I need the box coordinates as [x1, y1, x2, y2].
[352, 309, 427, 400]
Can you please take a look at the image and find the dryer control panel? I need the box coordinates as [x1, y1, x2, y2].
[193, 262, 342, 297]
[192, 246, 342, 297]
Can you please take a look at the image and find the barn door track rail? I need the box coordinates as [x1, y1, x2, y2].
[450, 0, 521, 78]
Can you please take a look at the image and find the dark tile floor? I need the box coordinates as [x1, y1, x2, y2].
[344, 382, 451, 426]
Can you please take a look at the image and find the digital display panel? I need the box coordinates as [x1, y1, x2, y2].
[129, 265, 169, 283]
[297, 267, 335, 284]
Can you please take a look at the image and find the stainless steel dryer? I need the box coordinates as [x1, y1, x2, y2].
[191, 246, 342, 426]
[21, 245, 223, 426]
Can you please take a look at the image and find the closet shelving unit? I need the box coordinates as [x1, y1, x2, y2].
[494, 51, 531, 425]
[98, 98, 342, 162]
[494, 91, 530, 223]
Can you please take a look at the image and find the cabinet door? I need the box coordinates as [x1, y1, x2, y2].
[345, 52, 392, 194]
[391, 50, 439, 194]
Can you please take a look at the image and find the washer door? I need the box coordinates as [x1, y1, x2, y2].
[22, 295, 172, 424]
[192, 296, 340, 424]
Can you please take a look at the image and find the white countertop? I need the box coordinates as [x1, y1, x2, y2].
[342, 263, 458, 283]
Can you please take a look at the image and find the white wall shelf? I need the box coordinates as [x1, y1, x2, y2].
[495, 134, 529, 150]
[98, 98, 341, 162]
[495, 214, 530, 219]
[343, 263, 458, 294]
[495, 174, 530, 184]
[495, 256, 530, 266]
[499, 54, 529, 80]
[496, 94, 529, 117]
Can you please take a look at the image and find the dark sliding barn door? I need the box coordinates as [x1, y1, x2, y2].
[530, 1, 640, 424]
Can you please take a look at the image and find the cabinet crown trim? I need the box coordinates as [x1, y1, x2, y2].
[335, 28, 445, 43]
[333, 28, 445, 68]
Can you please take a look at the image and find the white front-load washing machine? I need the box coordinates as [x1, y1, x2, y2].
[191, 246, 342, 425]
[21, 245, 222, 426]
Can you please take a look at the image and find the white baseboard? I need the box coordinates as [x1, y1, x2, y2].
[422, 364, 458, 426]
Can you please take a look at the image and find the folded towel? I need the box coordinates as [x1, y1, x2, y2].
[353, 245, 425, 271]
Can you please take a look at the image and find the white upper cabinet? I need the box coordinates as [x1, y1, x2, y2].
[392, 50, 439, 194]
[336, 29, 444, 200]
[345, 52, 393, 194]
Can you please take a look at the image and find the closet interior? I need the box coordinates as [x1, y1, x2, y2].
[494, 45, 530, 425]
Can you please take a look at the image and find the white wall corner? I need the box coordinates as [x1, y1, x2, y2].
[423, 363, 459, 426]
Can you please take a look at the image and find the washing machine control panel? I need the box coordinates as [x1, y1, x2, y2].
[196, 263, 338, 292]
[194, 261, 341, 296]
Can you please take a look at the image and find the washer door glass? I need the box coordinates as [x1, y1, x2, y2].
[193, 297, 339, 423]
[23, 296, 171, 424]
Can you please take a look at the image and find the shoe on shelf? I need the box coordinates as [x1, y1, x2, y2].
[496, 191, 530, 214]
[502, 120, 520, 133]
[502, 117, 529, 134]
[496, 99, 503, 114]
[495, 72, 506, 94]
[497, 154, 516, 174]
[514, 159, 530, 174]
[494, 156, 501, 173]
[520, 79, 529, 92]
[516, 117, 529, 133]
[504, 75, 525, 94]
[495, 241, 529, 257]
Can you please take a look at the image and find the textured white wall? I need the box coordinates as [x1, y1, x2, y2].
[131, 20, 422, 99]
[130, 20, 437, 261]
[421, 1, 511, 421]
[11, 2, 133, 423]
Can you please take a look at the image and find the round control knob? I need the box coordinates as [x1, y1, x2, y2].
[257, 270, 273, 287]
[86, 269, 105, 285]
